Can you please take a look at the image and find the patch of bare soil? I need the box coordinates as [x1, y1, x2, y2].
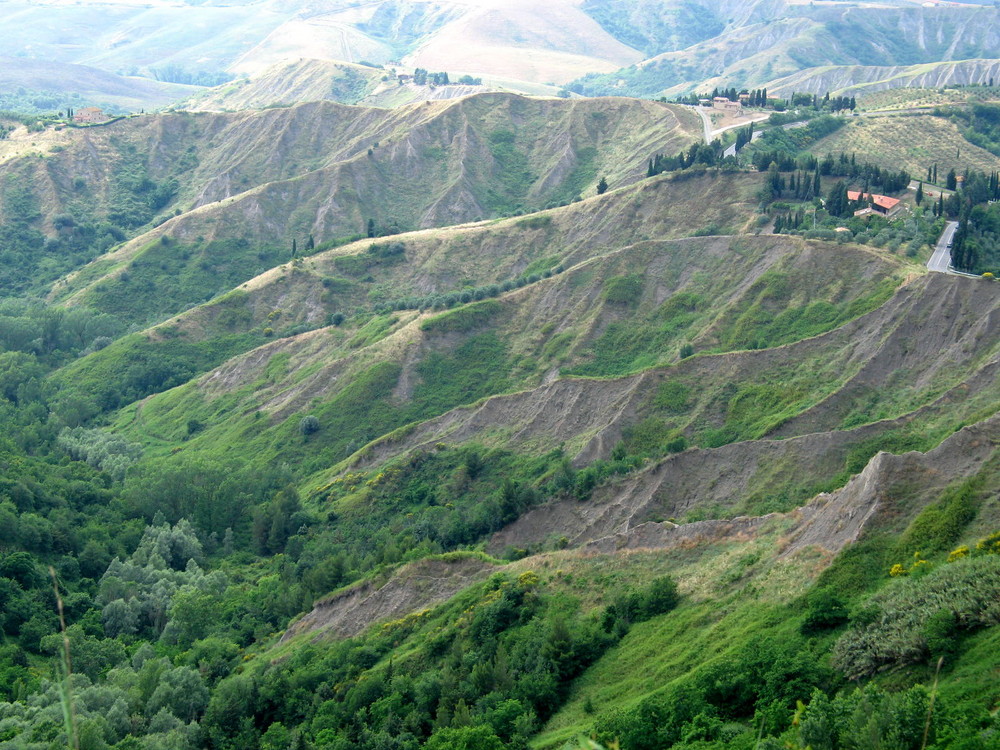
[282, 555, 498, 642]
[578, 412, 1000, 558]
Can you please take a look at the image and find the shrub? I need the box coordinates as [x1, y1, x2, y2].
[603, 275, 643, 305]
[299, 415, 320, 436]
[833, 555, 1000, 679]
[420, 300, 501, 334]
[800, 591, 849, 635]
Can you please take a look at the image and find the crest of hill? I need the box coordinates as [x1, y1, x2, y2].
[41, 95, 700, 320]
[187, 59, 387, 111]
[101, 231, 913, 486]
[188, 58, 514, 112]
[340, 269, 998, 486]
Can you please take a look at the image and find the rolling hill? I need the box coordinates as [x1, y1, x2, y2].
[0, 93, 699, 307]
[0, 0, 652, 94]
[187, 60, 387, 111]
[2, 39, 1000, 750]
[4, 0, 998, 111]
[186, 58, 520, 112]
[44, 163, 1000, 749]
[805, 112, 1000, 176]
[0, 56, 200, 113]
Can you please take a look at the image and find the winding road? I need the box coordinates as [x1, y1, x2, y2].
[928, 221, 959, 274]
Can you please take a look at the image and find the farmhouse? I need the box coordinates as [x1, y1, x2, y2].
[848, 190, 903, 219]
[73, 107, 106, 124]
[712, 97, 742, 114]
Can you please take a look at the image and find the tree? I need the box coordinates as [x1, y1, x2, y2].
[146, 666, 209, 722]
[596, 177, 609, 195]
[425, 726, 504, 750]
[766, 162, 784, 199]
[367, 218, 376, 238]
[102, 598, 138, 638]
[916, 181, 924, 205]
[826, 181, 850, 217]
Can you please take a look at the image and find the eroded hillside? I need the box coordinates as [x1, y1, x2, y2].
[0, 93, 698, 309]
[2, 80, 1000, 750]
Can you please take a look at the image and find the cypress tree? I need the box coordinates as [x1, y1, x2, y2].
[597, 177, 609, 195]
[916, 181, 924, 205]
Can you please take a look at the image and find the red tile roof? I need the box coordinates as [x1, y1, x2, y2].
[847, 191, 900, 211]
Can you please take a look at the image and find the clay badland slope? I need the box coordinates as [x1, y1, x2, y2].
[765, 59, 1000, 98]
[48, 169, 762, 422]
[31, 94, 698, 320]
[107, 230, 908, 485]
[285, 410, 1000, 647]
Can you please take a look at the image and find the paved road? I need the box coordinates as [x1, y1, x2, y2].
[907, 180, 953, 200]
[723, 129, 763, 158]
[686, 105, 769, 145]
[928, 221, 959, 273]
[693, 106, 713, 144]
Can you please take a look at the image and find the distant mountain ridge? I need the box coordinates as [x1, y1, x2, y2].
[567, 2, 1000, 98]
[6, 0, 1000, 110]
